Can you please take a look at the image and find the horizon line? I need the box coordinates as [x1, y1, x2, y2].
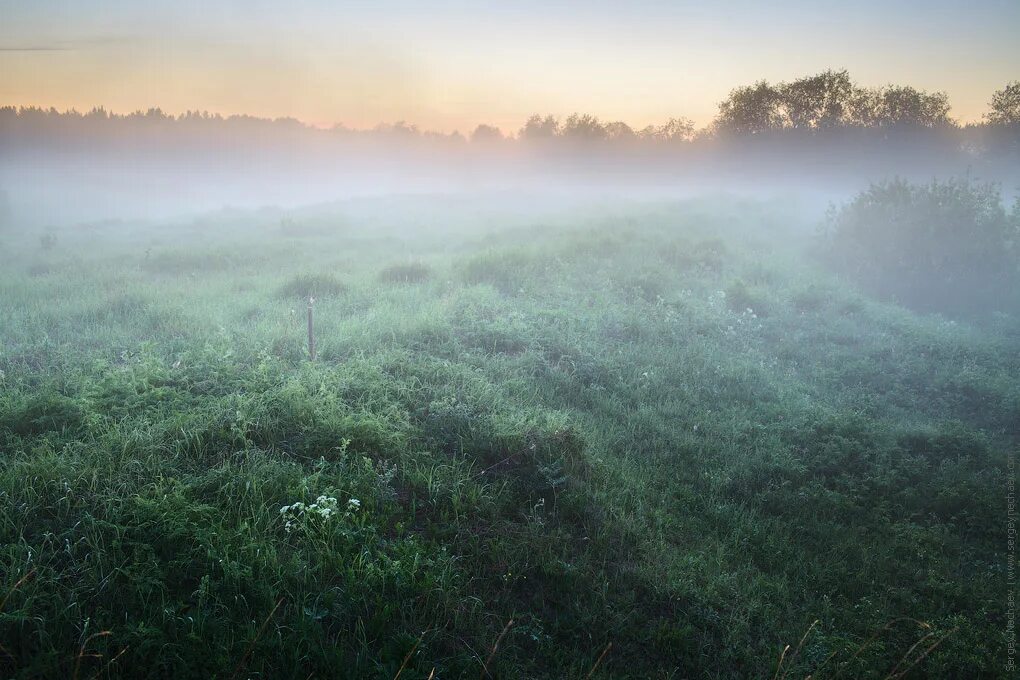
[0, 101, 995, 139]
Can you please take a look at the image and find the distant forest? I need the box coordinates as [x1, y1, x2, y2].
[2, 70, 1017, 152]
[2, 70, 1018, 226]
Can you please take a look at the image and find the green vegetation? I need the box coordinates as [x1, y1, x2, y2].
[0, 197, 1015, 678]
[821, 179, 1020, 318]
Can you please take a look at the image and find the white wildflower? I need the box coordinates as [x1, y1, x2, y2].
[281, 494, 357, 534]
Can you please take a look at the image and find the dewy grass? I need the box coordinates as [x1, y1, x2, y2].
[0, 197, 1016, 678]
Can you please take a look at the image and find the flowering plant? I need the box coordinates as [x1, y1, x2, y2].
[280, 495, 362, 533]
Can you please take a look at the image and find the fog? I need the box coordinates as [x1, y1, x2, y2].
[3, 100, 1017, 228]
[2, 74, 1019, 680]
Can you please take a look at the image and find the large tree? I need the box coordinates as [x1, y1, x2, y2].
[986, 81, 1020, 125]
[855, 86, 953, 128]
[779, 69, 856, 129]
[714, 81, 785, 135]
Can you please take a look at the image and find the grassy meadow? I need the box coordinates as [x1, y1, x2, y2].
[0, 196, 1015, 678]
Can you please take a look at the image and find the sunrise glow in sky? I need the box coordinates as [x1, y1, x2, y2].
[2, 0, 1018, 133]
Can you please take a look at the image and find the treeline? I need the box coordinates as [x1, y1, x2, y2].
[2, 70, 1017, 148]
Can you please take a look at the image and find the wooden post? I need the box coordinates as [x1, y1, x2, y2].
[307, 296, 316, 361]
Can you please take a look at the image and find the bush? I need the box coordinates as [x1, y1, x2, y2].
[0, 392, 85, 438]
[821, 179, 1020, 317]
[276, 273, 348, 300]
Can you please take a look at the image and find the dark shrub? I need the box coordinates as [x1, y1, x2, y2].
[276, 273, 348, 300]
[820, 179, 1020, 317]
[1, 393, 85, 437]
[378, 262, 432, 284]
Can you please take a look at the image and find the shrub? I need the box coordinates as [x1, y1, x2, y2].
[276, 273, 348, 300]
[0, 392, 85, 438]
[820, 179, 1020, 317]
[378, 262, 432, 284]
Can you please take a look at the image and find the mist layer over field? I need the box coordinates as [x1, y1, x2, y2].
[3, 71, 1019, 225]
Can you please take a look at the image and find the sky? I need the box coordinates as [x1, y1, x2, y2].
[1, 1, 1018, 134]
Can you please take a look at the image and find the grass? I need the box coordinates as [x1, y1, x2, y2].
[0, 196, 1015, 678]
[379, 262, 433, 285]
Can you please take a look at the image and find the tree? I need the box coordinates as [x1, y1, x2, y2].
[519, 115, 559, 140]
[603, 121, 635, 141]
[561, 114, 607, 140]
[714, 81, 784, 135]
[986, 81, 1020, 125]
[779, 69, 855, 129]
[661, 117, 696, 142]
[470, 124, 503, 143]
[374, 121, 420, 138]
[869, 86, 953, 128]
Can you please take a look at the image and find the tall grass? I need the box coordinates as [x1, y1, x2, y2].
[0, 198, 1015, 678]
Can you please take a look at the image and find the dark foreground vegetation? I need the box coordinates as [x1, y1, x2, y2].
[0, 191, 1017, 678]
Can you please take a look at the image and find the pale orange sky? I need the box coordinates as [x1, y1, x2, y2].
[1, 1, 1017, 134]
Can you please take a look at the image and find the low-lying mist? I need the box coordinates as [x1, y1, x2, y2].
[3, 71, 1018, 226]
